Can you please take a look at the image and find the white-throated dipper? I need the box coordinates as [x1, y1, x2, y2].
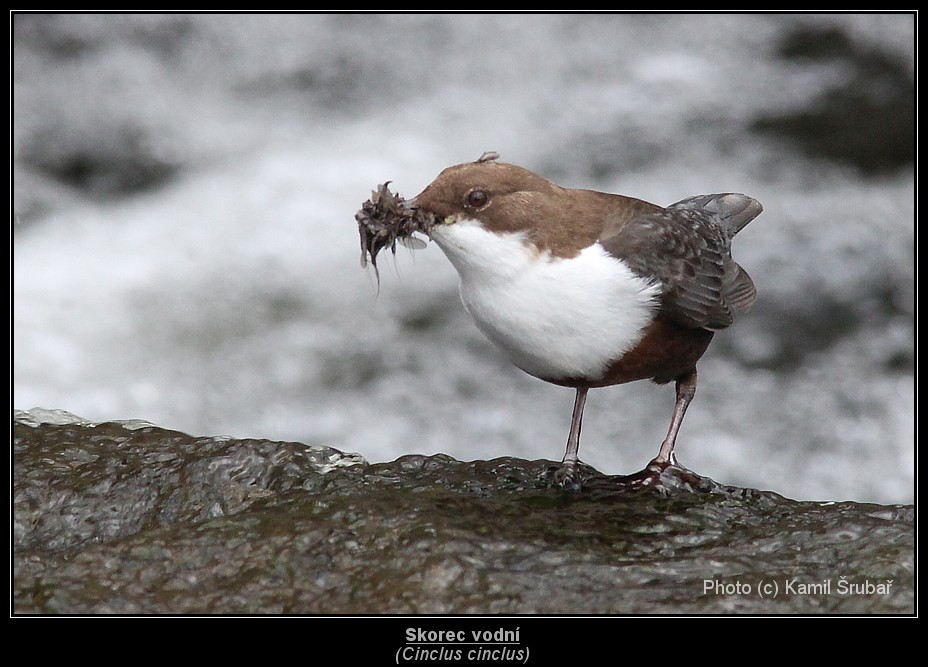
[404, 152, 761, 491]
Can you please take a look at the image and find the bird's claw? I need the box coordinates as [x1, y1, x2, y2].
[553, 461, 583, 493]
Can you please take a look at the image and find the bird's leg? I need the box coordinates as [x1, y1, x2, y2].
[651, 369, 697, 467]
[554, 386, 589, 492]
[563, 386, 588, 466]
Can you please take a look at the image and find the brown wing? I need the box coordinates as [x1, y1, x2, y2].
[600, 193, 760, 331]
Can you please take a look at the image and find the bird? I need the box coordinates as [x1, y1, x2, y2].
[405, 152, 761, 491]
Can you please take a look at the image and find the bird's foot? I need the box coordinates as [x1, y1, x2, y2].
[607, 457, 708, 494]
[548, 458, 721, 496]
[615, 457, 678, 485]
[553, 460, 584, 493]
[646, 453, 676, 473]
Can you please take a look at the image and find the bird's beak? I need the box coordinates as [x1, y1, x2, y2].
[403, 196, 452, 227]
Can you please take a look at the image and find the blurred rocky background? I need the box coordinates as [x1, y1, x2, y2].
[13, 14, 914, 504]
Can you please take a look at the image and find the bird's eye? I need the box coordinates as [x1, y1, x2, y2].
[466, 189, 489, 209]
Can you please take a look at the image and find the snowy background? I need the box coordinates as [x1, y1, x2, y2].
[13, 14, 914, 503]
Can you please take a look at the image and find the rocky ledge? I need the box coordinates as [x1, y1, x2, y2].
[13, 410, 914, 614]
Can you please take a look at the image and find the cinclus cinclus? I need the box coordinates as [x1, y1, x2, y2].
[373, 152, 762, 491]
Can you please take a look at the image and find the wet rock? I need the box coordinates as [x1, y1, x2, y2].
[13, 411, 913, 614]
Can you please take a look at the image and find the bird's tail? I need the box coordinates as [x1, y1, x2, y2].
[669, 193, 762, 236]
[669, 193, 761, 327]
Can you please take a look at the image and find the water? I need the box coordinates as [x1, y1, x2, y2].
[12, 14, 914, 504]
